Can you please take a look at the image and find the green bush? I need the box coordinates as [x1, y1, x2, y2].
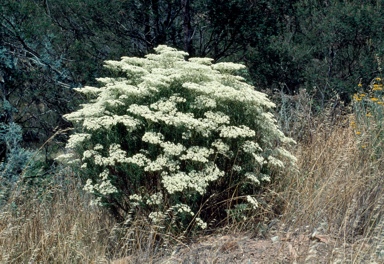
[0, 123, 35, 206]
[60, 46, 296, 233]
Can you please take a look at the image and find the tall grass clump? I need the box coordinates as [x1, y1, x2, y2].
[0, 167, 115, 263]
[59, 45, 296, 234]
[277, 75, 384, 262]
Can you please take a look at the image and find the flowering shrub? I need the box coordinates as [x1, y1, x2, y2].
[351, 75, 384, 158]
[60, 45, 296, 232]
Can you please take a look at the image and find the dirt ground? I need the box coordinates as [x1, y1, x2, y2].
[156, 232, 325, 263]
[111, 227, 372, 264]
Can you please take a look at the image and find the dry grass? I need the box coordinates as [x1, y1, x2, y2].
[0, 168, 114, 263]
[277, 116, 384, 262]
[0, 167, 183, 263]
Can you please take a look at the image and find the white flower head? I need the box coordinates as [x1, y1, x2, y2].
[149, 211, 166, 224]
[268, 156, 285, 169]
[161, 141, 186, 156]
[94, 144, 104, 151]
[66, 133, 91, 149]
[195, 217, 207, 229]
[191, 95, 217, 109]
[242, 141, 262, 153]
[246, 195, 259, 210]
[55, 152, 75, 162]
[245, 172, 260, 185]
[252, 153, 265, 166]
[211, 62, 246, 72]
[219, 125, 255, 139]
[146, 192, 163, 205]
[142, 131, 164, 145]
[180, 146, 214, 163]
[211, 139, 230, 156]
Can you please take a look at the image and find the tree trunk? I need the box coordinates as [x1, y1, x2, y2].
[182, 0, 193, 56]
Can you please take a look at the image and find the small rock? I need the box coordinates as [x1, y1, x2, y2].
[271, 236, 280, 243]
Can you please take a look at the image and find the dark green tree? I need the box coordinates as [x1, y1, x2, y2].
[273, 0, 384, 104]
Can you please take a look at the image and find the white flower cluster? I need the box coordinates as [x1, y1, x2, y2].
[211, 139, 231, 157]
[268, 156, 285, 169]
[64, 100, 106, 122]
[96, 178, 118, 195]
[129, 194, 143, 207]
[143, 131, 186, 156]
[82, 149, 97, 159]
[246, 195, 259, 210]
[276, 147, 298, 165]
[180, 146, 214, 163]
[146, 45, 189, 64]
[83, 115, 141, 131]
[211, 62, 246, 72]
[54, 152, 75, 162]
[129, 194, 142, 201]
[160, 141, 185, 156]
[188, 57, 214, 65]
[242, 140, 262, 153]
[83, 179, 95, 193]
[82, 149, 104, 166]
[94, 144, 104, 151]
[129, 104, 197, 127]
[162, 162, 224, 194]
[252, 153, 266, 166]
[150, 95, 186, 113]
[219, 125, 255, 139]
[260, 174, 271, 182]
[245, 172, 261, 185]
[149, 211, 166, 224]
[126, 153, 150, 167]
[191, 95, 217, 109]
[74, 86, 102, 95]
[83, 170, 118, 196]
[183, 81, 275, 110]
[103, 144, 127, 166]
[146, 192, 163, 205]
[203, 111, 230, 129]
[142, 131, 164, 145]
[66, 133, 91, 149]
[144, 155, 168, 172]
[232, 165, 242, 172]
[172, 203, 194, 216]
[195, 217, 208, 229]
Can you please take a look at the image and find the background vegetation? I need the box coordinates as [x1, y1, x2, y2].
[1, 0, 384, 262]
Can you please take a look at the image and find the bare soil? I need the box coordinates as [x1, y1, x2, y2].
[111, 228, 364, 264]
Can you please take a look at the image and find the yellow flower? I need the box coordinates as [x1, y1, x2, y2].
[355, 131, 362, 135]
[373, 84, 383, 91]
[376, 77, 382, 81]
[358, 82, 363, 87]
[361, 145, 367, 149]
[377, 101, 384, 106]
[353, 94, 362, 101]
[366, 113, 372, 117]
[371, 97, 379, 102]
